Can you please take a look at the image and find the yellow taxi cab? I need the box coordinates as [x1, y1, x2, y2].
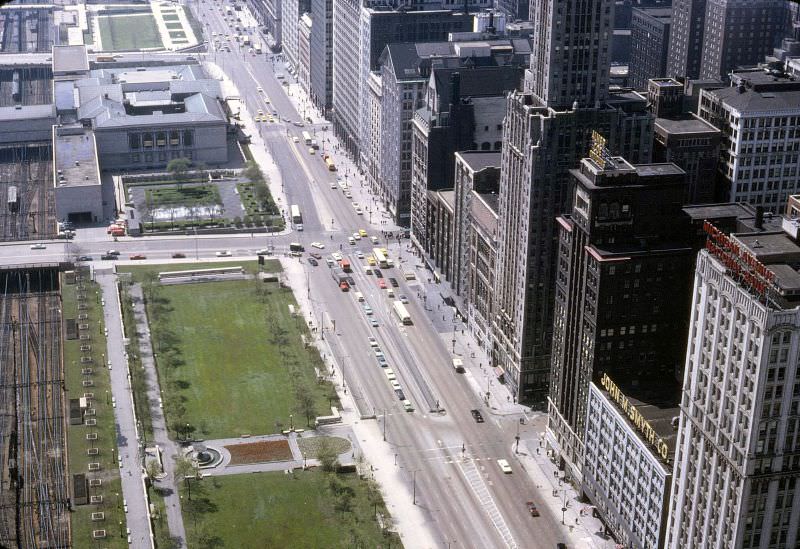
[367, 256, 376, 266]
[257, 109, 264, 116]
[359, 229, 368, 237]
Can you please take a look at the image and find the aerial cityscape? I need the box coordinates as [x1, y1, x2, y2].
[1, 0, 799, 547]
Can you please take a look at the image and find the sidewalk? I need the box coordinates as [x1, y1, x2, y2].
[128, 284, 188, 548]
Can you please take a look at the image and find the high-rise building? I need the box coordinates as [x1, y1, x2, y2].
[547, 151, 692, 480]
[309, 0, 333, 115]
[699, 0, 788, 80]
[297, 14, 312, 95]
[331, 1, 480, 158]
[698, 68, 800, 212]
[495, 0, 529, 21]
[493, 0, 653, 403]
[666, 224, 800, 548]
[371, 40, 527, 226]
[629, 7, 672, 90]
[528, 0, 613, 109]
[281, 0, 310, 71]
[666, 0, 707, 80]
[263, 0, 282, 47]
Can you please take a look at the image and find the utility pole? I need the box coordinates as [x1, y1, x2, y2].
[383, 408, 387, 441]
[412, 470, 418, 505]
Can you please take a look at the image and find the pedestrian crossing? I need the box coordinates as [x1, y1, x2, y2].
[457, 458, 518, 549]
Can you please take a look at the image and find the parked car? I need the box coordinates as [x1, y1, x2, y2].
[470, 409, 485, 423]
[370, 318, 379, 327]
[307, 257, 318, 266]
[389, 277, 399, 287]
[368, 337, 378, 348]
[395, 388, 406, 400]
[403, 400, 414, 412]
[310, 252, 322, 259]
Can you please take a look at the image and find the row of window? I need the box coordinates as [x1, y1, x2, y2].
[128, 130, 195, 150]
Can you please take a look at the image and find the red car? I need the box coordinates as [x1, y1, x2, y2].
[377, 278, 387, 289]
[339, 281, 350, 292]
[526, 501, 540, 517]
[129, 254, 147, 260]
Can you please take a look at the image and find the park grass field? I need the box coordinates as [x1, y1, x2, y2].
[145, 185, 221, 208]
[98, 13, 163, 51]
[139, 273, 336, 439]
[181, 471, 398, 548]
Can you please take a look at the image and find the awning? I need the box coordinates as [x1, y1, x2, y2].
[493, 366, 505, 378]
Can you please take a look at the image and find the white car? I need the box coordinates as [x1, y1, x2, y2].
[355, 207, 363, 215]
[348, 237, 356, 245]
[330, 182, 338, 189]
[30, 243, 46, 250]
[497, 459, 512, 474]
[403, 400, 414, 412]
[215, 250, 232, 257]
[311, 242, 325, 249]
[332, 252, 343, 261]
[391, 380, 401, 390]
[368, 336, 378, 347]
[356, 251, 364, 259]
[344, 191, 352, 199]
[293, 136, 299, 143]
[370, 236, 379, 244]
[387, 289, 395, 298]
[256, 85, 263, 92]
[385, 369, 396, 381]
[352, 232, 361, 240]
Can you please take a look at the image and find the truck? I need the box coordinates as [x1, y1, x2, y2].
[393, 300, 412, 325]
[254, 43, 262, 54]
[340, 258, 351, 273]
[331, 268, 354, 287]
[242, 35, 251, 46]
[452, 358, 465, 373]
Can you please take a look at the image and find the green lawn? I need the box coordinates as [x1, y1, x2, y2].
[146, 185, 221, 208]
[98, 14, 163, 51]
[61, 271, 128, 548]
[165, 22, 183, 29]
[182, 471, 398, 548]
[137, 271, 336, 439]
[118, 260, 273, 281]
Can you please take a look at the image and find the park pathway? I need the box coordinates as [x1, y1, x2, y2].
[95, 271, 152, 548]
[129, 283, 188, 547]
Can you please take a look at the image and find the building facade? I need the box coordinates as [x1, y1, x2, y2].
[583, 379, 676, 549]
[528, 0, 613, 109]
[547, 153, 692, 480]
[654, 115, 721, 204]
[666, 0, 706, 80]
[281, 0, 310, 71]
[666, 228, 800, 548]
[698, 69, 800, 212]
[309, 0, 333, 114]
[699, 0, 788, 81]
[495, 0, 529, 20]
[629, 7, 671, 91]
[298, 14, 312, 94]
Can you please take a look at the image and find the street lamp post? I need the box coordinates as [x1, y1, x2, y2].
[383, 408, 387, 441]
[412, 470, 418, 505]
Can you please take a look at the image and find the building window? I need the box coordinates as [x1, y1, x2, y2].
[183, 130, 194, 147]
[169, 130, 180, 146]
[156, 132, 167, 148]
[142, 133, 154, 148]
[129, 134, 140, 149]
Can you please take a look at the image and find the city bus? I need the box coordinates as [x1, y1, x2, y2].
[302, 131, 312, 146]
[372, 248, 389, 269]
[393, 301, 412, 325]
[324, 154, 337, 171]
[290, 204, 303, 231]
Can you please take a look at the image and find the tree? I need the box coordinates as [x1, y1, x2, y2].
[317, 437, 339, 472]
[242, 160, 264, 184]
[145, 459, 162, 483]
[167, 157, 192, 184]
[294, 381, 316, 427]
[174, 455, 199, 500]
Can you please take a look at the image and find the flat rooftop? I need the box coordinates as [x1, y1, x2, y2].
[55, 129, 99, 188]
[457, 151, 501, 173]
[655, 116, 720, 136]
[52, 45, 89, 74]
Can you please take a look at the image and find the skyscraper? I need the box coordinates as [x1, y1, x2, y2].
[667, 224, 800, 548]
[528, 0, 613, 109]
[547, 149, 693, 480]
[493, 0, 652, 402]
[700, 0, 788, 81]
[666, 0, 707, 80]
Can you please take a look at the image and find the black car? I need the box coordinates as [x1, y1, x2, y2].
[389, 277, 399, 287]
[395, 388, 406, 401]
[307, 257, 318, 266]
[77, 255, 93, 262]
[373, 268, 383, 278]
[470, 409, 485, 423]
[100, 254, 117, 260]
